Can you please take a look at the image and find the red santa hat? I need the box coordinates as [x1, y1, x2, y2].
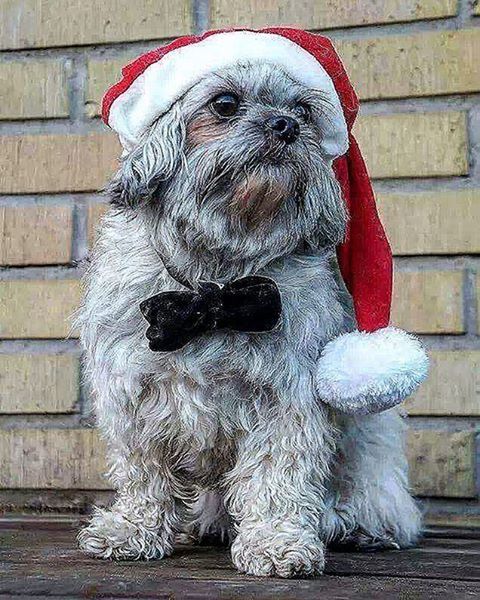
[102, 28, 428, 414]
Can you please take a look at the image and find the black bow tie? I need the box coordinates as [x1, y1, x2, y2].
[140, 276, 282, 352]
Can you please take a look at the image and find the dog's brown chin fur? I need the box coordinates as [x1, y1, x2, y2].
[232, 173, 291, 228]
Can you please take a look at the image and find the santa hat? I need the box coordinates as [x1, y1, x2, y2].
[102, 27, 428, 415]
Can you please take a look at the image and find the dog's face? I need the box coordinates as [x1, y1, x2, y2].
[109, 62, 347, 269]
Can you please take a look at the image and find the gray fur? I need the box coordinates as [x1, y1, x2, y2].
[77, 63, 420, 577]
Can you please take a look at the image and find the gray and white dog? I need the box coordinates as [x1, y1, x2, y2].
[78, 61, 422, 577]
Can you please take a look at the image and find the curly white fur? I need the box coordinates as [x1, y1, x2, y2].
[77, 63, 424, 577]
[316, 327, 429, 415]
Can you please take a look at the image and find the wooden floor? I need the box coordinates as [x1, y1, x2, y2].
[1, 517, 479, 599]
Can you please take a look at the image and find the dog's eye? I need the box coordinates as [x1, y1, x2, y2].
[293, 102, 310, 120]
[210, 93, 239, 118]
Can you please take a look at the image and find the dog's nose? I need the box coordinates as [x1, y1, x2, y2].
[264, 115, 300, 144]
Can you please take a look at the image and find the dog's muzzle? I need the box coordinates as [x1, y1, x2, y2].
[140, 276, 282, 352]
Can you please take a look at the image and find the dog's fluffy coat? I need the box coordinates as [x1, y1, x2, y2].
[78, 62, 421, 577]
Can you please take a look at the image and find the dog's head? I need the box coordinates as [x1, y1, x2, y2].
[108, 61, 347, 269]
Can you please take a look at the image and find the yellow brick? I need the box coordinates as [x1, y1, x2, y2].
[0, 60, 68, 119]
[377, 189, 480, 255]
[88, 203, 109, 246]
[86, 58, 132, 117]
[0, 0, 191, 50]
[211, 0, 457, 29]
[407, 430, 476, 498]
[405, 351, 480, 416]
[478, 276, 480, 332]
[392, 270, 463, 334]
[1, 114, 467, 195]
[87, 30, 479, 115]
[0, 354, 79, 413]
[355, 112, 468, 179]
[0, 280, 81, 339]
[0, 429, 108, 489]
[0, 205, 72, 266]
[0, 133, 120, 194]
[336, 30, 480, 101]
[475, 3, 480, 16]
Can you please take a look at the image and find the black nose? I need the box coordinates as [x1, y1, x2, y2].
[264, 115, 300, 144]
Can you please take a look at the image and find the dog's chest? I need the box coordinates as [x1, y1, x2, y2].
[164, 254, 348, 382]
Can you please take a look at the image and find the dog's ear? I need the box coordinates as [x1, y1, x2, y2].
[107, 104, 186, 208]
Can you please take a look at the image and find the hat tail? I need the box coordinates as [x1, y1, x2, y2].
[335, 134, 392, 332]
[318, 135, 428, 415]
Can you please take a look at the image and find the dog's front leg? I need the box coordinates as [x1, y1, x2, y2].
[78, 444, 183, 560]
[226, 403, 335, 578]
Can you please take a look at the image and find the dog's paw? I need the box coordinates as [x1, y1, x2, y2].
[78, 507, 170, 561]
[330, 527, 402, 553]
[231, 525, 325, 578]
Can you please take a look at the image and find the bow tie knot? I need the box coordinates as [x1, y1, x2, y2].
[140, 276, 282, 352]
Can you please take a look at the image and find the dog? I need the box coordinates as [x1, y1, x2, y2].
[77, 57, 422, 578]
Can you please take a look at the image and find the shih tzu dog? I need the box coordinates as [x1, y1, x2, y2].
[77, 30, 428, 577]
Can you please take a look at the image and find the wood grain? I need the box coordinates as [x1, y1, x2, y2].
[1, 521, 480, 599]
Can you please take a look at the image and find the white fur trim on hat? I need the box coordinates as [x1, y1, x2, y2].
[315, 327, 429, 415]
[108, 31, 348, 158]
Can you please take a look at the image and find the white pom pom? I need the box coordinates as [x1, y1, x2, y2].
[316, 327, 429, 415]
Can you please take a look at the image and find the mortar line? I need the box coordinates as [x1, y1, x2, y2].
[0, 265, 84, 280]
[71, 197, 89, 265]
[192, 0, 210, 34]
[416, 336, 480, 351]
[458, 0, 477, 25]
[66, 54, 87, 126]
[408, 416, 480, 431]
[464, 268, 479, 336]
[0, 118, 105, 136]
[0, 415, 86, 428]
[0, 339, 80, 354]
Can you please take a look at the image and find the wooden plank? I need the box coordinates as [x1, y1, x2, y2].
[326, 546, 480, 580]
[1, 523, 480, 597]
[1, 561, 480, 599]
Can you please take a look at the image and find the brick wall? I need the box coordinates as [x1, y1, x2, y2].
[0, 0, 479, 525]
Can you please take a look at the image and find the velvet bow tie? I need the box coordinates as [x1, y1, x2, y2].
[140, 276, 282, 352]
